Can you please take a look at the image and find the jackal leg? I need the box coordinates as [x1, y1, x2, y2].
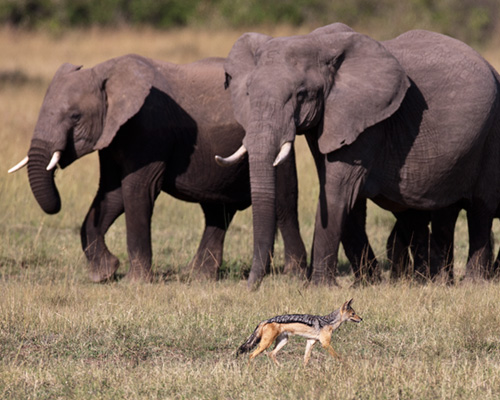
[248, 323, 280, 361]
[324, 344, 341, 359]
[268, 333, 288, 366]
[303, 339, 317, 366]
[319, 330, 341, 360]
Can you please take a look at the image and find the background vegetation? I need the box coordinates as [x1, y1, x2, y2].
[1, 0, 500, 44]
[1, 3, 500, 398]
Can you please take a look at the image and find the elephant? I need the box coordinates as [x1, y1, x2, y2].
[218, 23, 500, 286]
[387, 207, 461, 283]
[389, 202, 500, 283]
[8, 54, 307, 282]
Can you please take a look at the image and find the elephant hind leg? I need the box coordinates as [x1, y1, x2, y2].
[429, 206, 460, 284]
[465, 206, 494, 280]
[187, 202, 237, 280]
[342, 199, 380, 285]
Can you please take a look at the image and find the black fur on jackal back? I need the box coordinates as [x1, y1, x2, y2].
[267, 311, 340, 328]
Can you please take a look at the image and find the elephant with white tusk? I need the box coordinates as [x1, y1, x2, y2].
[10, 54, 308, 283]
[222, 23, 500, 285]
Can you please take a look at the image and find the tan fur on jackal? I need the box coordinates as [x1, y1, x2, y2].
[236, 299, 362, 366]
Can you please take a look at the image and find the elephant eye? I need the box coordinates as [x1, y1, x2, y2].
[297, 90, 307, 102]
[70, 112, 81, 122]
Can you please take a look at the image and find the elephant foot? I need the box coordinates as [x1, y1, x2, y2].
[310, 272, 340, 287]
[125, 267, 153, 283]
[88, 255, 120, 283]
[247, 270, 264, 290]
[186, 253, 220, 281]
[464, 261, 490, 282]
[431, 270, 454, 285]
[283, 255, 308, 278]
[351, 274, 380, 287]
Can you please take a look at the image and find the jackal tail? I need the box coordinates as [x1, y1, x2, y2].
[236, 322, 265, 357]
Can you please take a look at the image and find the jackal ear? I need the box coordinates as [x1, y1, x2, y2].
[343, 299, 354, 310]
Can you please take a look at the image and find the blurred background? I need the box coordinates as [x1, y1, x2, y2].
[1, 0, 499, 45]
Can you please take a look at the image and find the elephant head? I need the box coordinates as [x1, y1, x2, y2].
[217, 23, 409, 284]
[9, 55, 154, 214]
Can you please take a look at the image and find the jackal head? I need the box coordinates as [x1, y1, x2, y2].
[340, 299, 362, 323]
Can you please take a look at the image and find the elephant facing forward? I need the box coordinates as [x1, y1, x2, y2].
[9, 55, 307, 282]
[219, 23, 500, 285]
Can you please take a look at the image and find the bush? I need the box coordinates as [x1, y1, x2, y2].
[0, 0, 498, 45]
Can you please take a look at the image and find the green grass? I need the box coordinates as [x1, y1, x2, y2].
[1, 28, 500, 399]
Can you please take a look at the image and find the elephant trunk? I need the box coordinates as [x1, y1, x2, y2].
[247, 150, 277, 288]
[27, 139, 61, 214]
[245, 117, 294, 287]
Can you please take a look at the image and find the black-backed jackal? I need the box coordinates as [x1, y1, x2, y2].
[236, 299, 362, 366]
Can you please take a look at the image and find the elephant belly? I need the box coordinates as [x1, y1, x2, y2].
[165, 169, 251, 207]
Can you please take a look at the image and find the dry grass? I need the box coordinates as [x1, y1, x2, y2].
[1, 27, 500, 399]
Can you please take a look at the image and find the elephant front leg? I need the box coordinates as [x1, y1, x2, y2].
[81, 163, 124, 283]
[187, 203, 236, 280]
[310, 199, 345, 286]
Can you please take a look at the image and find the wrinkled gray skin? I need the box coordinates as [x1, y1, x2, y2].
[222, 23, 500, 285]
[15, 55, 307, 282]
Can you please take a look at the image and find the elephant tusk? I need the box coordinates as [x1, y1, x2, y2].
[8, 156, 29, 174]
[46, 151, 61, 171]
[215, 145, 248, 167]
[273, 142, 293, 167]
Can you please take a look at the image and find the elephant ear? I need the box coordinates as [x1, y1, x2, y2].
[224, 32, 272, 127]
[318, 32, 410, 154]
[93, 55, 154, 150]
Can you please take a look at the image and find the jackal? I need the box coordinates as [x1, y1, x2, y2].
[236, 299, 362, 366]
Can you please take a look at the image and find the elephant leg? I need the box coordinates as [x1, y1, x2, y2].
[305, 135, 355, 285]
[81, 187, 124, 282]
[410, 223, 431, 282]
[465, 206, 494, 280]
[342, 198, 380, 285]
[491, 207, 500, 278]
[388, 210, 431, 281]
[121, 164, 164, 281]
[387, 221, 411, 280]
[187, 203, 237, 280]
[492, 246, 500, 278]
[275, 148, 307, 277]
[429, 206, 460, 284]
[309, 193, 346, 286]
[81, 154, 124, 282]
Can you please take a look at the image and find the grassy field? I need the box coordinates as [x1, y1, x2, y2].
[1, 27, 500, 399]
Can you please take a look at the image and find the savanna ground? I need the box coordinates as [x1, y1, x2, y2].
[1, 26, 500, 399]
